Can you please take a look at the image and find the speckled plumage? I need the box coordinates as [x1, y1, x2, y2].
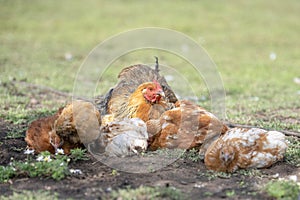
[89, 118, 148, 157]
[204, 127, 288, 172]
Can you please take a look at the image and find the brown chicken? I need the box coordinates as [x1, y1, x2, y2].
[112, 81, 171, 122]
[96, 64, 177, 122]
[25, 100, 101, 154]
[204, 127, 288, 172]
[53, 100, 101, 154]
[25, 108, 63, 154]
[147, 100, 228, 156]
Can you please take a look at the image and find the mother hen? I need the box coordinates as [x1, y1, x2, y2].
[96, 64, 178, 123]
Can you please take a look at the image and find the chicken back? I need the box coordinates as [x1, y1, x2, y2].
[148, 100, 228, 154]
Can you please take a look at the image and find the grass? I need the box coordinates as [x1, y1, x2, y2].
[285, 137, 300, 167]
[14, 108, 58, 123]
[5, 126, 26, 139]
[1, 0, 299, 119]
[183, 148, 202, 162]
[0, 151, 69, 182]
[109, 186, 185, 200]
[0, 107, 60, 140]
[0, 190, 59, 200]
[264, 180, 300, 200]
[198, 169, 263, 181]
[146, 148, 185, 160]
[0, 81, 64, 125]
[69, 148, 89, 162]
[225, 190, 235, 198]
[0, 148, 88, 183]
[199, 170, 232, 181]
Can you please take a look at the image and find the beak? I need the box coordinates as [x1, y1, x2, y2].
[223, 154, 230, 162]
[223, 153, 234, 163]
[156, 90, 165, 98]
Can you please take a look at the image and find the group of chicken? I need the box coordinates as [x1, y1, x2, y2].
[25, 64, 288, 172]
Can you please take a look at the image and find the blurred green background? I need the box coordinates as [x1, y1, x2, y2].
[1, 0, 299, 130]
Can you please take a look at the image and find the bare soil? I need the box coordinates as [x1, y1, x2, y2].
[0, 83, 299, 200]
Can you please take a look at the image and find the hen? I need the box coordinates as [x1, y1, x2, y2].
[25, 100, 101, 154]
[147, 100, 228, 155]
[25, 108, 63, 154]
[96, 64, 177, 122]
[53, 100, 101, 154]
[204, 127, 288, 172]
[88, 118, 148, 157]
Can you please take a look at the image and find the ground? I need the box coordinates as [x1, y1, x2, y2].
[0, 119, 298, 200]
[0, 83, 299, 200]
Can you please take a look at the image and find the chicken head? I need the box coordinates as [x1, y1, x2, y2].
[142, 81, 165, 103]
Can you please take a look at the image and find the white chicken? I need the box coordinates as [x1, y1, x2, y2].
[88, 118, 148, 157]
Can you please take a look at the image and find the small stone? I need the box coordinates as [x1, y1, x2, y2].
[293, 77, 300, 85]
[30, 98, 38, 105]
[271, 173, 279, 179]
[269, 52, 277, 61]
[64, 52, 73, 61]
[288, 175, 297, 182]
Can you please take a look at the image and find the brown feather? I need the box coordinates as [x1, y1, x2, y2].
[25, 107, 63, 154]
[148, 100, 228, 152]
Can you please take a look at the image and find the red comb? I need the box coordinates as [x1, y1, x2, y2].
[153, 80, 162, 90]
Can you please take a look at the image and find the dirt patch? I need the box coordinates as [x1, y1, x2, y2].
[0, 119, 28, 165]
